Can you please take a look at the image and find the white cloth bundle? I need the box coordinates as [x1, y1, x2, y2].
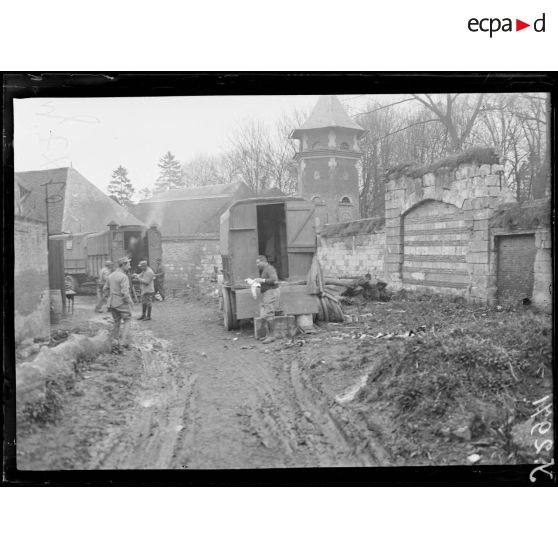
[245, 278, 261, 300]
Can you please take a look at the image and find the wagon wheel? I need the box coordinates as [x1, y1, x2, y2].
[222, 286, 238, 330]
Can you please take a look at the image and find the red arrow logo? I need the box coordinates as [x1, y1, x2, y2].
[516, 19, 530, 31]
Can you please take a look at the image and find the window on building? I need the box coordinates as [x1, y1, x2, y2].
[340, 142, 350, 150]
[340, 196, 352, 205]
[312, 141, 323, 150]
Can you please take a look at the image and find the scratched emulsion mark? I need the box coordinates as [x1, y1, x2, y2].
[529, 394, 555, 483]
[35, 99, 100, 169]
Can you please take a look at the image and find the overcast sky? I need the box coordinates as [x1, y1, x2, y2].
[14, 95, 375, 197]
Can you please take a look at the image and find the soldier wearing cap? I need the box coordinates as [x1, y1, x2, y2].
[103, 256, 133, 349]
[95, 259, 114, 312]
[133, 260, 155, 321]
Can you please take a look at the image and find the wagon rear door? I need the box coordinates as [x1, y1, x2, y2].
[230, 203, 258, 286]
[285, 200, 317, 281]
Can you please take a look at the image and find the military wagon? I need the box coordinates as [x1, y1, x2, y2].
[219, 197, 320, 329]
[50, 221, 162, 291]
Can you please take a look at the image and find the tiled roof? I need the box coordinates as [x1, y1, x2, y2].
[139, 182, 248, 203]
[15, 167, 146, 234]
[130, 184, 286, 237]
[291, 95, 365, 139]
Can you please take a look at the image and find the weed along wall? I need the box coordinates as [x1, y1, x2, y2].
[14, 216, 51, 344]
[383, 149, 518, 302]
[317, 218, 386, 279]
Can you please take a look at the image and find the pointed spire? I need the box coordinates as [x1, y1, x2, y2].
[290, 95, 365, 139]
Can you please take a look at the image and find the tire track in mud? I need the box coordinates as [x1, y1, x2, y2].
[89, 301, 390, 469]
[89, 328, 198, 470]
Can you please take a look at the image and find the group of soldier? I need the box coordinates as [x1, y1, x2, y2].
[92, 252, 280, 350]
[95, 257, 166, 350]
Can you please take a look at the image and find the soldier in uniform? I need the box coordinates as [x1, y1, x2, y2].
[254, 255, 279, 344]
[103, 256, 133, 349]
[133, 260, 155, 320]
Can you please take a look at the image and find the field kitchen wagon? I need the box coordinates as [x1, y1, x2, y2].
[220, 197, 320, 330]
[50, 222, 162, 292]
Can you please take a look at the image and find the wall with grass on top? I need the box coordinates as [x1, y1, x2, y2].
[385, 146, 517, 302]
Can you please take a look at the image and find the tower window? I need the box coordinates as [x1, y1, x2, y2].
[340, 142, 350, 150]
[312, 141, 323, 150]
[340, 196, 352, 205]
[311, 195, 326, 205]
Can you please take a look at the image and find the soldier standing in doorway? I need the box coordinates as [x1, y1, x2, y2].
[103, 257, 133, 350]
[254, 254, 279, 344]
[133, 260, 155, 320]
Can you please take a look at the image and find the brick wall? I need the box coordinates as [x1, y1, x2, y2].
[14, 216, 50, 344]
[385, 161, 516, 302]
[317, 218, 386, 279]
[489, 201, 551, 311]
[313, 152, 550, 309]
[496, 234, 536, 299]
[162, 236, 221, 292]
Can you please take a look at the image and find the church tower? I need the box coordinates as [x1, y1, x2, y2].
[290, 95, 365, 225]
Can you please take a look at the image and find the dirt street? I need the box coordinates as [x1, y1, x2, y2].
[17, 295, 386, 469]
[17, 292, 552, 471]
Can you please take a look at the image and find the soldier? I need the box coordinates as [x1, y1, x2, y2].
[133, 260, 155, 320]
[103, 257, 133, 349]
[154, 257, 166, 301]
[94, 260, 114, 312]
[254, 255, 279, 344]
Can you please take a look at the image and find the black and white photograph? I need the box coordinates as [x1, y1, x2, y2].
[4, 74, 554, 483]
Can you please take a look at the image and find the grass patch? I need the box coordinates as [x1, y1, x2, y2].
[354, 296, 552, 464]
[386, 146, 499, 180]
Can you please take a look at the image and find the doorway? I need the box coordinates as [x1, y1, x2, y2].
[257, 204, 288, 280]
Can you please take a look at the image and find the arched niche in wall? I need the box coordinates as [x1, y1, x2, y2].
[338, 195, 354, 221]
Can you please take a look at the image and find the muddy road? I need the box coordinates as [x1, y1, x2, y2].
[18, 296, 387, 470]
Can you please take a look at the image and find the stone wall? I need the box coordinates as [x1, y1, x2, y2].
[489, 200, 552, 311]
[162, 236, 221, 292]
[385, 156, 516, 302]
[317, 218, 386, 279]
[14, 216, 50, 344]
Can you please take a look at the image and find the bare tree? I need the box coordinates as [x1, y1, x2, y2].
[182, 154, 239, 188]
[227, 112, 306, 196]
[411, 93, 485, 152]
